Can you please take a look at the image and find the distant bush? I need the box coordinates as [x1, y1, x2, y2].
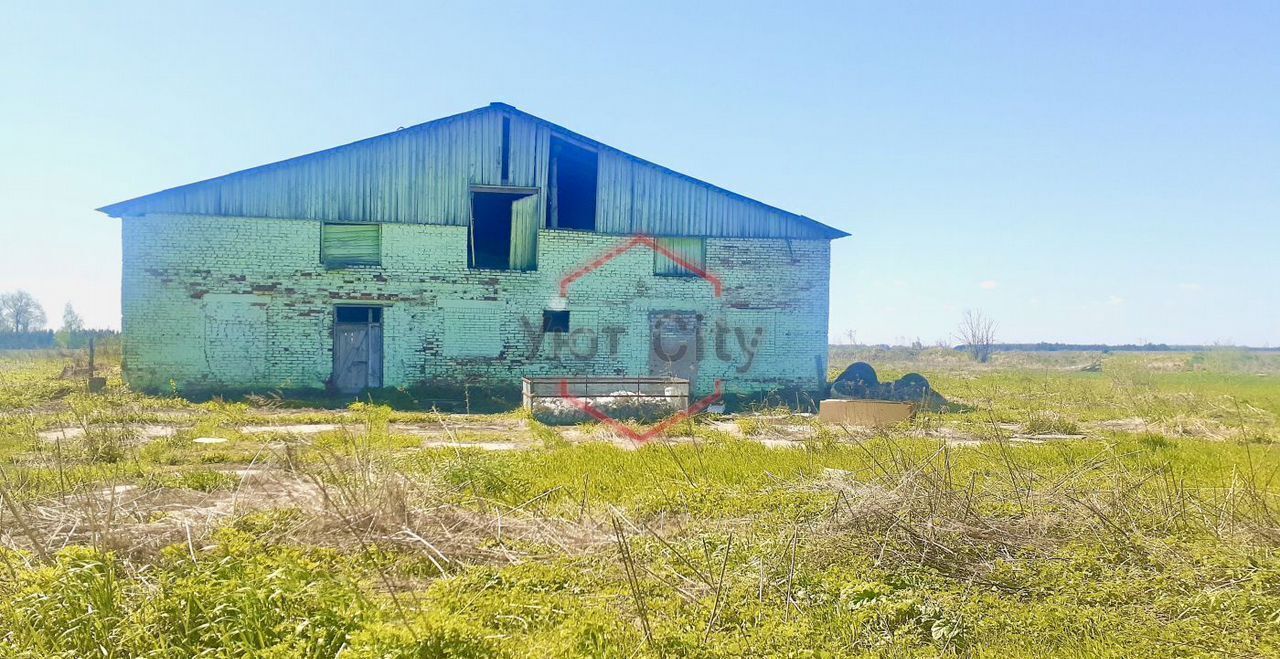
[1021, 411, 1081, 436]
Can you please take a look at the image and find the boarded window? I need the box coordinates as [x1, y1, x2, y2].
[469, 189, 538, 271]
[322, 223, 381, 268]
[441, 301, 503, 357]
[203, 294, 268, 384]
[653, 237, 706, 276]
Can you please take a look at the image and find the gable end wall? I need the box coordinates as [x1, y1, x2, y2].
[121, 214, 831, 397]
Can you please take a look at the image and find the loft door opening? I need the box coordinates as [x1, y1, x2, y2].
[468, 187, 539, 271]
[548, 137, 598, 231]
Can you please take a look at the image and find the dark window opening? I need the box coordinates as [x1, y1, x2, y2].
[469, 189, 539, 271]
[335, 306, 382, 323]
[548, 136, 597, 231]
[469, 193, 514, 269]
[542, 309, 570, 333]
[500, 116, 511, 183]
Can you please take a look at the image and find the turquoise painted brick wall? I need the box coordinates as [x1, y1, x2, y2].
[121, 214, 831, 395]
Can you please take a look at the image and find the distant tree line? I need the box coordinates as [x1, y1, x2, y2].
[0, 289, 118, 350]
[0, 330, 55, 350]
[953, 342, 1276, 353]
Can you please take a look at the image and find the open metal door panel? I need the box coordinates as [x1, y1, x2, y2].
[509, 193, 540, 271]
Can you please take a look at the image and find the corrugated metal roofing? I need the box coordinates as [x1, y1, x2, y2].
[98, 103, 849, 240]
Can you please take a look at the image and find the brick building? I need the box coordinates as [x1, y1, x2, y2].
[99, 103, 848, 398]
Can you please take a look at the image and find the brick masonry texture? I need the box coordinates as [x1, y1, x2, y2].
[121, 214, 831, 396]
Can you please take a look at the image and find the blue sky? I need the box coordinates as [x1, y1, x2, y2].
[1, 1, 1276, 345]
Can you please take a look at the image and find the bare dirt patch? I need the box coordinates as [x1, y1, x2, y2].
[36, 424, 179, 443]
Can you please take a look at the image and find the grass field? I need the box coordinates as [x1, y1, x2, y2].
[1, 347, 1278, 657]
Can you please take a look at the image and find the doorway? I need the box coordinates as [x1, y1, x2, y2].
[333, 306, 383, 393]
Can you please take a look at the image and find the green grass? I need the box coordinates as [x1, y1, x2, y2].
[0, 348, 1278, 656]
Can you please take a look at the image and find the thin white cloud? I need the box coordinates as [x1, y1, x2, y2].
[1178, 283, 1203, 292]
[1107, 295, 1125, 306]
[979, 280, 998, 290]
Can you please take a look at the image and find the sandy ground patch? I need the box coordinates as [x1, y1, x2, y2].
[37, 424, 178, 443]
[240, 423, 344, 434]
[30, 411, 1144, 458]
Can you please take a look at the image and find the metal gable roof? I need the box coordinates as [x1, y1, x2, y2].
[98, 103, 849, 240]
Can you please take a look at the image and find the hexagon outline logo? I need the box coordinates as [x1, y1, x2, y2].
[557, 233, 724, 443]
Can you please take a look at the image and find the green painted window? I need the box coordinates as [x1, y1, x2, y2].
[322, 223, 381, 268]
[653, 237, 705, 276]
